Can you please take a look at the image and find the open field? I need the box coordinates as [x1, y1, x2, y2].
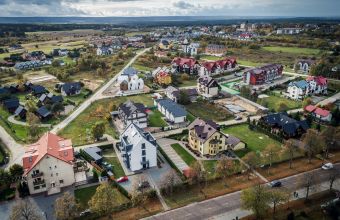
[132, 64, 153, 72]
[185, 101, 233, 122]
[59, 94, 154, 146]
[257, 93, 302, 112]
[222, 124, 282, 156]
[262, 46, 322, 55]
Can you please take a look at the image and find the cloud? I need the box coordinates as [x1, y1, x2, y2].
[172, 1, 195, 9]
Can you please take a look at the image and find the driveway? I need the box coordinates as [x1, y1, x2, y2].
[0, 125, 24, 168]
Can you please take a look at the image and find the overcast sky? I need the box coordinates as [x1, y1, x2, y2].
[0, 0, 339, 17]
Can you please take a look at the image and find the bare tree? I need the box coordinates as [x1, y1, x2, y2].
[284, 139, 296, 169]
[327, 167, 340, 191]
[9, 198, 43, 220]
[188, 161, 204, 185]
[321, 126, 337, 159]
[54, 192, 79, 220]
[301, 129, 325, 164]
[243, 152, 261, 180]
[160, 169, 177, 196]
[269, 188, 289, 216]
[263, 144, 280, 174]
[215, 156, 233, 185]
[298, 172, 317, 201]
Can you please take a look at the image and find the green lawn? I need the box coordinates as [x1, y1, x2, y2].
[59, 94, 154, 146]
[74, 184, 129, 209]
[171, 143, 196, 166]
[177, 79, 197, 87]
[238, 60, 263, 67]
[262, 46, 322, 55]
[185, 101, 233, 122]
[101, 147, 126, 178]
[257, 93, 302, 112]
[186, 113, 196, 123]
[148, 110, 167, 127]
[222, 124, 282, 155]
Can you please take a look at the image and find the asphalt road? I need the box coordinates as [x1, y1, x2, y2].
[50, 48, 150, 134]
[146, 163, 340, 220]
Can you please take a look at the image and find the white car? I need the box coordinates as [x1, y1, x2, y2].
[322, 163, 334, 170]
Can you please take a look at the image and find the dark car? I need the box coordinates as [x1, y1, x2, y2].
[270, 180, 282, 187]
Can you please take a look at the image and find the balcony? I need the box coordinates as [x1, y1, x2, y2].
[31, 172, 43, 178]
[33, 179, 45, 186]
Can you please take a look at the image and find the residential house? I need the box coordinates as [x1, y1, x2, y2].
[118, 101, 148, 128]
[286, 80, 310, 100]
[154, 98, 187, 124]
[304, 105, 332, 122]
[165, 86, 198, 103]
[36, 106, 51, 120]
[159, 39, 172, 50]
[197, 76, 219, 99]
[96, 46, 113, 56]
[14, 105, 27, 119]
[183, 43, 200, 56]
[3, 98, 19, 113]
[61, 82, 82, 96]
[306, 76, 328, 95]
[22, 51, 46, 61]
[243, 64, 283, 85]
[200, 58, 237, 76]
[39, 93, 63, 105]
[205, 44, 227, 56]
[15, 60, 47, 70]
[58, 49, 69, 56]
[31, 85, 47, 96]
[294, 59, 315, 74]
[22, 132, 75, 195]
[188, 118, 244, 156]
[171, 57, 200, 75]
[119, 75, 144, 92]
[120, 123, 157, 171]
[259, 112, 309, 138]
[152, 67, 172, 86]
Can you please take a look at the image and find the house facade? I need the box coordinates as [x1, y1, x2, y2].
[183, 43, 200, 56]
[306, 76, 328, 94]
[200, 58, 237, 76]
[286, 80, 310, 100]
[205, 44, 227, 56]
[119, 75, 144, 92]
[22, 132, 75, 195]
[154, 98, 187, 124]
[188, 118, 244, 156]
[118, 101, 148, 128]
[197, 76, 219, 99]
[304, 105, 332, 122]
[152, 67, 172, 86]
[120, 123, 157, 171]
[96, 46, 113, 56]
[171, 57, 200, 75]
[294, 59, 315, 74]
[243, 64, 283, 85]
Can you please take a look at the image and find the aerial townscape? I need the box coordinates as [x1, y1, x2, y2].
[0, 1, 340, 220]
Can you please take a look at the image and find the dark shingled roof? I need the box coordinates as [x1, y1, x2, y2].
[61, 82, 81, 95]
[119, 100, 146, 118]
[188, 118, 221, 143]
[198, 76, 219, 88]
[31, 85, 47, 95]
[36, 106, 51, 118]
[14, 105, 26, 116]
[4, 98, 19, 109]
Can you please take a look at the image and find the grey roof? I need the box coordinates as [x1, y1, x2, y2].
[155, 98, 187, 117]
[119, 100, 146, 118]
[36, 106, 51, 118]
[188, 118, 221, 143]
[226, 135, 241, 146]
[14, 106, 26, 116]
[122, 67, 138, 76]
[83, 146, 102, 162]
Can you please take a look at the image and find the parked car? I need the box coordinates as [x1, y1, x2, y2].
[270, 180, 282, 187]
[116, 176, 129, 183]
[322, 163, 334, 170]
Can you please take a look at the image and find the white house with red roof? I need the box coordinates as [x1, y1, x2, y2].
[200, 58, 237, 76]
[171, 57, 200, 75]
[304, 105, 332, 122]
[306, 76, 328, 95]
[22, 132, 75, 195]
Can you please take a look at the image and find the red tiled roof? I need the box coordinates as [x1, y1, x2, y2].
[304, 105, 316, 113]
[314, 107, 330, 117]
[172, 57, 198, 68]
[203, 62, 216, 71]
[306, 76, 328, 86]
[158, 71, 170, 77]
[22, 132, 74, 175]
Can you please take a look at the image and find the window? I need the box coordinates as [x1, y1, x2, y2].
[51, 174, 53, 177]
[42, 184, 46, 188]
[141, 143, 146, 149]
[59, 180, 64, 184]
[56, 173, 58, 176]
[34, 186, 40, 190]
[55, 165, 57, 169]
[142, 150, 146, 156]
[49, 166, 51, 170]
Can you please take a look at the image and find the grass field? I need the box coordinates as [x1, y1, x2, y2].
[59, 95, 154, 146]
[262, 46, 322, 55]
[185, 101, 233, 122]
[171, 143, 196, 166]
[222, 124, 282, 155]
[238, 60, 263, 67]
[177, 79, 197, 87]
[148, 110, 167, 127]
[74, 184, 129, 209]
[132, 64, 153, 72]
[257, 93, 302, 112]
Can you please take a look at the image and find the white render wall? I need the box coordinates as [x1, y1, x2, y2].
[26, 155, 75, 195]
[129, 139, 157, 171]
